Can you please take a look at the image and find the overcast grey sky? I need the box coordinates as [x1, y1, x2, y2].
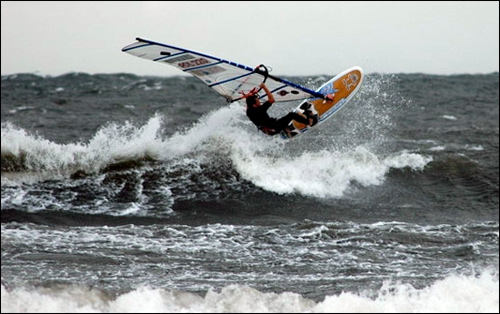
[1, 1, 499, 77]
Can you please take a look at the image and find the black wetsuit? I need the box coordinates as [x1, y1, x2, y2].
[246, 101, 309, 135]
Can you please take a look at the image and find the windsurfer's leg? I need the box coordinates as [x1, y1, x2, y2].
[277, 112, 310, 127]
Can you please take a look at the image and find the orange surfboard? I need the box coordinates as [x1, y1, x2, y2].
[281, 66, 364, 139]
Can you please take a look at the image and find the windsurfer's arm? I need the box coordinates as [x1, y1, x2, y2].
[260, 83, 275, 104]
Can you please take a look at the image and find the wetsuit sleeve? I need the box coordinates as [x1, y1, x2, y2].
[262, 101, 272, 111]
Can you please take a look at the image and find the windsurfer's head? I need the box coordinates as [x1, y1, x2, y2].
[246, 95, 259, 107]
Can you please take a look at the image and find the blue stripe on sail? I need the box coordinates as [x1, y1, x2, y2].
[208, 72, 254, 87]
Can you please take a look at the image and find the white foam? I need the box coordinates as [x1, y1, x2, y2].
[232, 147, 432, 198]
[316, 271, 499, 313]
[2, 100, 431, 199]
[430, 146, 446, 151]
[163, 106, 426, 199]
[1, 114, 170, 183]
[2, 270, 498, 313]
[465, 145, 484, 151]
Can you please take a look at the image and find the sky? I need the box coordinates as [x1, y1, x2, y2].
[1, 1, 499, 77]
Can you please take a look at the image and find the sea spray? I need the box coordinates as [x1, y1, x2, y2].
[2, 269, 497, 313]
[232, 146, 431, 198]
[2, 73, 498, 313]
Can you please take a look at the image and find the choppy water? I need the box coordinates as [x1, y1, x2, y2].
[1, 71, 498, 312]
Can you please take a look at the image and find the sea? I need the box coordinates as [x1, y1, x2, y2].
[1, 71, 498, 313]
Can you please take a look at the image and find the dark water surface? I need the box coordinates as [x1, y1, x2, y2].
[1, 72, 498, 312]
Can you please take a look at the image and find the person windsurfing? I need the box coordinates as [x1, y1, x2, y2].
[245, 83, 317, 136]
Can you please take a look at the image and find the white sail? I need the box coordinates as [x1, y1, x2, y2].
[122, 38, 324, 103]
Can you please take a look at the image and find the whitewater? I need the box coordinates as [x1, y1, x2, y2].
[2, 72, 498, 313]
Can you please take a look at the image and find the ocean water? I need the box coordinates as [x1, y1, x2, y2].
[1, 71, 498, 313]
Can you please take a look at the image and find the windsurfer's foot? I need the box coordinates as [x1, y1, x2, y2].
[305, 112, 318, 126]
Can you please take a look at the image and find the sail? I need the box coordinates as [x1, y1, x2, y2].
[122, 38, 324, 103]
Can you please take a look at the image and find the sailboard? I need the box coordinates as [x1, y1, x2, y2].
[122, 38, 364, 139]
[279, 66, 364, 139]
